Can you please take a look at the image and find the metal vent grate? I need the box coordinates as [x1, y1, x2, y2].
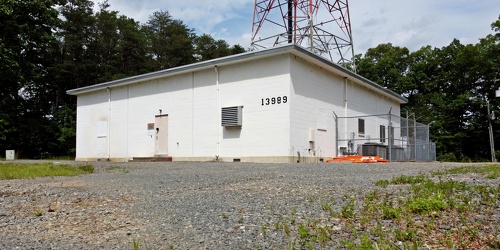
[221, 106, 242, 127]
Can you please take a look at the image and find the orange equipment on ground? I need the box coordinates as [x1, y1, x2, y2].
[326, 155, 388, 163]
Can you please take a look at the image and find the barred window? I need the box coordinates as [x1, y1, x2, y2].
[358, 119, 365, 135]
[380, 125, 386, 143]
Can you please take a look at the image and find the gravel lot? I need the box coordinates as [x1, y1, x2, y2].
[0, 161, 497, 249]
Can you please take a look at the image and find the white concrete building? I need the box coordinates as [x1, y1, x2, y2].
[67, 45, 407, 163]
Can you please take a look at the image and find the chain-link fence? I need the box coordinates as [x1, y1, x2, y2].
[334, 113, 436, 162]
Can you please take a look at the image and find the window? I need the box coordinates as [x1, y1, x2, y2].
[358, 119, 365, 135]
[380, 125, 386, 143]
[316, 108, 327, 130]
[97, 121, 107, 138]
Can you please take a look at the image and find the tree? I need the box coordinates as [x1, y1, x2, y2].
[0, 0, 255, 158]
[55, 0, 97, 90]
[355, 43, 411, 95]
[114, 15, 150, 78]
[475, 15, 500, 160]
[353, 18, 500, 161]
[194, 34, 246, 61]
[93, 1, 121, 83]
[0, 0, 15, 15]
[231, 44, 246, 55]
[0, 0, 62, 158]
[144, 11, 195, 70]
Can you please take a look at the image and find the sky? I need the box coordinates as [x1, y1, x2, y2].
[91, 0, 499, 55]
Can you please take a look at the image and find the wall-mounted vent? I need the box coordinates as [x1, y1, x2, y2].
[221, 106, 242, 127]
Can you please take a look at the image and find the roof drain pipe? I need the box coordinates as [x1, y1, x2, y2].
[215, 65, 220, 162]
[106, 87, 111, 161]
[343, 77, 348, 147]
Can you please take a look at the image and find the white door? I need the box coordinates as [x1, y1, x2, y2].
[155, 115, 168, 156]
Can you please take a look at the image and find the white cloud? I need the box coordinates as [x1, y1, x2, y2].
[92, 0, 500, 54]
[350, 0, 499, 53]
[92, 0, 254, 46]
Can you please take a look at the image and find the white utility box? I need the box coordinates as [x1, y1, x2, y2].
[5, 150, 15, 160]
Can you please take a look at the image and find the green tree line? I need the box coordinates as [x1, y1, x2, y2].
[356, 16, 500, 161]
[0, 0, 244, 158]
[1, 0, 499, 161]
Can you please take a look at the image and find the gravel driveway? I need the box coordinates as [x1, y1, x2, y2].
[0, 161, 491, 249]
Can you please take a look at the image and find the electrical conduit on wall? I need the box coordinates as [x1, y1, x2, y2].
[107, 87, 111, 161]
[343, 77, 348, 149]
[215, 66, 220, 160]
[192, 72, 195, 157]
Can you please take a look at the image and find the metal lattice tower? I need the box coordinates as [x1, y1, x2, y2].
[252, 0, 355, 68]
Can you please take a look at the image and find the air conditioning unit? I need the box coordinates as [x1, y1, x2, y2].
[221, 106, 243, 127]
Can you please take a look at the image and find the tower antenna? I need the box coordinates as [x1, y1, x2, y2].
[251, 0, 355, 69]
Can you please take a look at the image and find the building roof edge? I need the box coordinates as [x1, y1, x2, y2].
[66, 44, 407, 104]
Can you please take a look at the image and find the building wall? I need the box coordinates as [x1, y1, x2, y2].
[217, 54, 291, 159]
[289, 55, 401, 159]
[75, 54, 293, 162]
[341, 80, 402, 151]
[289, 55, 344, 161]
[126, 74, 196, 158]
[191, 70, 217, 157]
[75, 52, 402, 162]
[76, 90, 110, 160]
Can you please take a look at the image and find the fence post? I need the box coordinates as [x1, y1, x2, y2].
[406, 111, 410, 161]
[426, 124, 431, 162]
[414, 115, 417, 162]
[388, 110, 392, 162]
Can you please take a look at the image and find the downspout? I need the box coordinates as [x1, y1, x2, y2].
[343, 77, 348, 146]
[215, 66, 220, 160]
[107, 87, 111, 161]
[332, 111, 338, 157]
[126, 85, 130, 161]
[192, 72, 195, 157]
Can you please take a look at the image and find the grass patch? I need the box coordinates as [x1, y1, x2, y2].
[106, 165, 130, 174]
[0, 162, 94, 180]
[41, 156, 75, 161]
[375, 174, 426, 187]
[433, 164, 500, 179]
[262, 165, 500, 249]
